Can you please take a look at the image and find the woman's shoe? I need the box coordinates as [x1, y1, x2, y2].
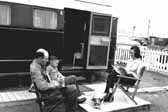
[77, 97, 86, 104]
[103, 93, 114, 102]
[103, 93, 109, 102]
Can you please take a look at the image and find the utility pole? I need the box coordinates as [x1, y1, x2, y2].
[147, 19, 150, 37]
[132, 25, 136, 36]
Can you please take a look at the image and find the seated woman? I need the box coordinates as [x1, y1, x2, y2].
[104, 45, 144, 102]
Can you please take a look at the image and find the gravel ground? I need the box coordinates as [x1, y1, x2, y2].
[137, 91, 168, 112]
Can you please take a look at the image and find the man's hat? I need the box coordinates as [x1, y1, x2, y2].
[36, 48, 49, 59]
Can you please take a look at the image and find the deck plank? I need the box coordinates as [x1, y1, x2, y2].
[25, 90, 36, 99]
[0, 93, 4, 102]
[13, 92, 23, 101]
[0, 93, 5, 102]
[10, 92, 19, 102]
[22, 91, 33, 100]
[6, 92, 17, 102]
[0, 93, 10, 102]
[21, 91, 29, 100]
[25, 91, 36, 100]
[17, 91, 27, 100]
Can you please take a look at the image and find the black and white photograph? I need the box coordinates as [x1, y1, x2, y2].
[0, 0, 167, 112]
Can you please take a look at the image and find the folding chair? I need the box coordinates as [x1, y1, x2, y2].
[31, 82, 65, 112]
[111, 66, 146, 105]
[73, 43, 84, 67]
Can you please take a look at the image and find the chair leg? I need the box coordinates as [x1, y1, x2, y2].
[36, 101, 43, 112]
[132, 86, 138, 99]
[35, 101, 42, 112]
[132, 81, 140, 99]
[119, 86, 138, 105]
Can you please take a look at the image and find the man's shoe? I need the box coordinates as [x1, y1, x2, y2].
[77, 97, 86, 104]
[103, 93, 109, 102]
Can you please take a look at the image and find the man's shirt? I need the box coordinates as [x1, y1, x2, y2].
[30, 59, 55, 90]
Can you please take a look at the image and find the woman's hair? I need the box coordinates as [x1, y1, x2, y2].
[130, 46, 142, 59]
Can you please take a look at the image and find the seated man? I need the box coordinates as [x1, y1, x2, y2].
[30, 48, 85, 112]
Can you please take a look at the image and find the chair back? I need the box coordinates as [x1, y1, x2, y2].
[73, 43, 84, 66]
[117, 66, 146, 87]
[33, 82, 42, 101]
[138, 66, 146, 79]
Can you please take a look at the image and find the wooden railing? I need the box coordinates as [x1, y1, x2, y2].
[114, 45, 168, 75]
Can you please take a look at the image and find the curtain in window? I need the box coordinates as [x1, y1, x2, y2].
[33, 9, 57, 29]
[0, 5, 11, 25]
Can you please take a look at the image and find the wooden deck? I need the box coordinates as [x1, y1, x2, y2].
[0, 90, 36, 104]
[79, 91, 151, 112]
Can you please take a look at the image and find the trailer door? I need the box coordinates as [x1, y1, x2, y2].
[86, 13, 112, 69]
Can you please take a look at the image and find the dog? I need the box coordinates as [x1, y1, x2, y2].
[92, 94, 104, 109]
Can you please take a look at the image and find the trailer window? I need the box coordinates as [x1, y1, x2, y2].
[0, 5, 11, 25]
[33, 9, 57, 29]
[91, 15, 111, 36]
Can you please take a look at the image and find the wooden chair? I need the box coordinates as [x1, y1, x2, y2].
[111, 66, 146, 105]
[31, 82, 65, 112]
[73, 43, 84, 67]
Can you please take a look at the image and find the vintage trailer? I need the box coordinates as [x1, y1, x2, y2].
[0, 0, 118, 88]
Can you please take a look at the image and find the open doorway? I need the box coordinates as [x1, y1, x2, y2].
[63, 8, 91, 67]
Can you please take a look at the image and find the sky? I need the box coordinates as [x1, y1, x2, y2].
[84, 0, 168, 38]
[111, 0, 168, 38]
